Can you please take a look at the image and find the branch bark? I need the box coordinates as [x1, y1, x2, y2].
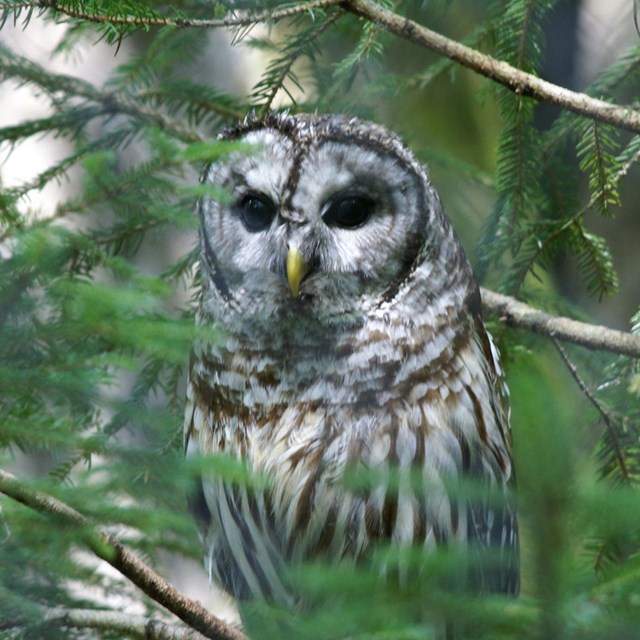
[481, 288, 640, 359]
[0, 469, 247, 640]
[343, 0, 640, 134]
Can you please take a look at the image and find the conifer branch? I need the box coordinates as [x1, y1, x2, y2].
[10, 0, 640, 132]
[480, 288, 640, 359]
[106, 95, 204, 143]
[10, 0, 343, 28]
[508, 140, 640, 296]
[3, 608, 211, 640]
[343, 0, 640, 133]
[0, 469, 247, 640]
[257, 8, 345, 117]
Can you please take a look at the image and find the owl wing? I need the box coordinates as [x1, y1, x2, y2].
[467, 487, 519, 595]
[183, 375, 213, 542]
[184, 369, 298, 605]
[464, 316, 519, 596]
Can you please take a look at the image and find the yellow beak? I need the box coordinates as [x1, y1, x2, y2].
[286, 246, 309, 297]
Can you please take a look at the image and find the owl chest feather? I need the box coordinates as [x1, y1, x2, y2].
[187, 306, 511, 597]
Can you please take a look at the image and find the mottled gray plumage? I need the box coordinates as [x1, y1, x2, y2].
[184, 113, 518, 607]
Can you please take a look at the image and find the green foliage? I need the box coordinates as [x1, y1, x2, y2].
[576, 121, 622, 215]
[0, 13, 238, 629]
[249, 9, 341, 114]
[477, 0, 555, 283]
[0, 1, 639, 639]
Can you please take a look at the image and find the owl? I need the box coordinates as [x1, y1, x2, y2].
[184, 113, 519, 616]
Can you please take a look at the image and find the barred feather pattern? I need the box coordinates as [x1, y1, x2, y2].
[185, 113, 519, 606]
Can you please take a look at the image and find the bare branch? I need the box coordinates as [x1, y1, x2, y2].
[481, 288, 640, 359]
[343, 0, 640, 134]
[0, 469, 247, 640]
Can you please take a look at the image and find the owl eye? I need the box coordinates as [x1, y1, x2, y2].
[236, 193, 277, 232]
[323, 194, 373, 230]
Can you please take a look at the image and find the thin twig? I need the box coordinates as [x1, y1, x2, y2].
[551, 339, 631, 482]
[343, 0, 640, 134]
[480, 288, 640, 359]
[0, 469, 247, 640]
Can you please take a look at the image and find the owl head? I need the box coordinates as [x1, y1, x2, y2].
[198, 113, 473, 329]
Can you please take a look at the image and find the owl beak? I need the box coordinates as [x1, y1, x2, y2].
[286, 246, 309, 297]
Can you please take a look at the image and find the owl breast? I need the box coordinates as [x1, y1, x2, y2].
[185, 288, 515, 603]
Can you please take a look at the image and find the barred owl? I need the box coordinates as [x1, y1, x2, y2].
[184, 113, 519, 613]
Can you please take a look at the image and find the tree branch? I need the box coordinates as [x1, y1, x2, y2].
[0, 469, 247, 640]
[10, 0, 639, 132]
[22, 0, 344, 28]
[343, 0, 640, 134]
[481, 288, 640, 359]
